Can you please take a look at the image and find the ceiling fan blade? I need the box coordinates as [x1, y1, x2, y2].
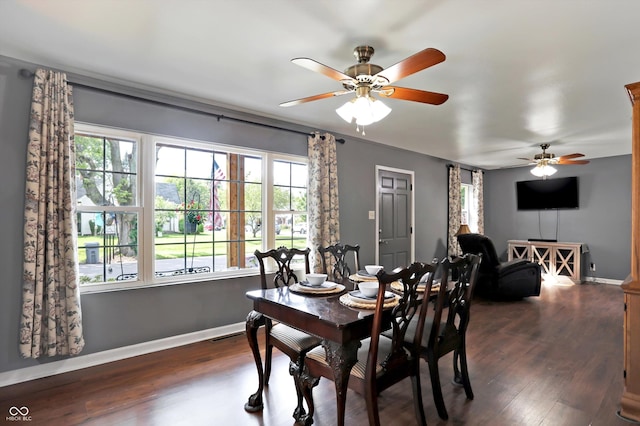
[517, 157, 536, 162]
[557, 159, 590, 165]
[291, 58, 354, 82]
[375, 48, 446, 84]
[558, 153, 585, 160]
[279, 90, 352, 107]
[377, 86, 448, 105]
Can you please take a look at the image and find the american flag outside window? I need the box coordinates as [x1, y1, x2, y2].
[210, 160, 225, 229]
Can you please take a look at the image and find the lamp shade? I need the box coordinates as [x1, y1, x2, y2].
[335, 95, 391, 126]
[531, 164, 557, 177]
[455, 224, 472, 236]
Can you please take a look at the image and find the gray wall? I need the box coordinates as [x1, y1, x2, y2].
[0, 55, 451, 375]
[483, 157, 631, 280]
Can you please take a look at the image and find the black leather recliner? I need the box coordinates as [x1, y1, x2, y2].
[457, 233, 541, 299]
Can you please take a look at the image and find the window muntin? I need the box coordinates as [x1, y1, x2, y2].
[75, 124, 307, 290]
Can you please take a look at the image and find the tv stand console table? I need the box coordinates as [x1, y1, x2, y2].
[507, 240, 585, 284]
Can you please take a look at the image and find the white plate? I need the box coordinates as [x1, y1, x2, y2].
[299, 281, 337, 290]
[348, 290, 395, 304]
[290, 281, 340, 294]
[357, 269, 375, 277]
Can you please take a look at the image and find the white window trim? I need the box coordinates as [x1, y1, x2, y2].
[76, 123, 308, 294]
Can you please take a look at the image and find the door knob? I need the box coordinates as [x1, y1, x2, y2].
[379, 239, 388, 244]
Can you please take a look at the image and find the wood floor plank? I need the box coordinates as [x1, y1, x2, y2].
[0, 281, 632, 425]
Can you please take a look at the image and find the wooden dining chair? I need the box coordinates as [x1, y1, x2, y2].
[299, 261, 438, 426]
[318, 243, 361, 285]
[416, 253, 482, 420]
[253, 247, 322, 417]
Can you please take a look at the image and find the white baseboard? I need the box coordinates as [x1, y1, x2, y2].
[0, 322, 246, 388]
[584, 276, 624, 285]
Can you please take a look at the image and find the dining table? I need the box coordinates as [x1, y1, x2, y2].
[244, 273, 392, 426]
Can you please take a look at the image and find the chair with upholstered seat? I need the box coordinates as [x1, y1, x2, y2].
[457, 233, 540, 299]
[318, 243, 361, 286]
[418, 254, 481, 420]
[253, 247, 322, 417]
[298, 261, 438, 426]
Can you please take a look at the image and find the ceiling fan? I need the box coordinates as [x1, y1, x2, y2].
[519, 144, 590, 177]
[280, 45, 449, 132]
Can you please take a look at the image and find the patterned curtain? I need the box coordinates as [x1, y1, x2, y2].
[472, 169, 484, 234]
[20, 69, 84, 358]
[447, 164, 461, 257]
[308, 132, 340, 272]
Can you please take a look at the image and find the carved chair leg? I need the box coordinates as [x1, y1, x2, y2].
[410, 362, 427, 426]
[244, 310, 266, 412]
[264, 342, 273, 385]
[427, 353, 449, 420]
[289, 360, 307, 421]
[291, 361, 319, 426]
[452, 349, 463, 386]
[457, 342, 474, 400]
[364, 380, 381, 426]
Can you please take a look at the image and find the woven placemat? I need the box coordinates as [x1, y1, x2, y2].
[289, 283, 345, 295]
[390, 281, 439, 293]
[339, 293, 399, 310]
[349, 273, 378, 282]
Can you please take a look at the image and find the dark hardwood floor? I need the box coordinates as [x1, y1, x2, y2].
[0, 281, 631, 425]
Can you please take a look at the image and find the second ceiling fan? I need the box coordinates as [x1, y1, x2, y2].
[280, 45, 448, 133]
[519, 144, 590, 177]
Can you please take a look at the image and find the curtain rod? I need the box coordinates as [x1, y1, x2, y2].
[19, 68, 345, 144]
[447, 163, 484, 173]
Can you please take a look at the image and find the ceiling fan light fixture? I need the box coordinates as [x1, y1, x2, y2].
[335, 94, 391, 126]
[531, 163, 557, 178]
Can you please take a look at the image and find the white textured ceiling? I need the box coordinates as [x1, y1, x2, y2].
[1, 0, 638, 169]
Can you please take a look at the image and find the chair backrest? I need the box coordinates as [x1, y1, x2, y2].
[435, 254, 482, 351]
[367, 261, 437, 381]
[254, 247, 311, 289]
[318, 243, 361, 282]
[457, 233, 499, 274]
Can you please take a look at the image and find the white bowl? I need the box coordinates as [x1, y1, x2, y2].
[358, 281, 380, 298]
[305, 273, 327, 287]
[365, 265, 384, 275]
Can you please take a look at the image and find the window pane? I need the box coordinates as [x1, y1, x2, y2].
[273, 161, 290, 186]
[78, 212, 139, 283]
[76, 135, 105, 171]
[105, 138, 136, 173]
[186, 149, 213, 179]
[245, 214, 262, 240]
[291, 187, 307, 211]
[244, 156, 262, 182]
[275, 213, 308, 248]
[273, 186, 291, 210]
[291, 163, 307, 187]
[156, 145, 185, 177]
[106, 172, 136, 206]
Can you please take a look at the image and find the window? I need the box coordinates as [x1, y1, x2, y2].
[460, 183, 471, 226]
[460, 183, 478, 232]
[75, 129, 140, 285]
[75, 124, 308, 291]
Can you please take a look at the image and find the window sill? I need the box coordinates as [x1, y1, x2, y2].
[79, 268, 262, 294]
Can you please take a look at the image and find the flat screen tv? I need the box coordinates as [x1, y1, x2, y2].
[516, 176, 579, 210]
